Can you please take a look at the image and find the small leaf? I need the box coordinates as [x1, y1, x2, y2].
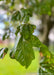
[2, 32, 10, 40]
[40, 45, 51, 57]
[12, 11, 21, 21]
[20, 8, 33, 22]
[0, 48, 8, 58]
[2, 32, 7, 40]
[15, 26, 20, 36]
[39, 53, 54, 75]
[39, 67, 50, 75]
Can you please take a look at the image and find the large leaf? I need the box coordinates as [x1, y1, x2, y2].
[10, 36, 35, 68]
[10, 24, 36, 68]
[10, 23, 51, 68]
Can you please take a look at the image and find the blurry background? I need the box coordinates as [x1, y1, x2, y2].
[0, 0, 54, 75]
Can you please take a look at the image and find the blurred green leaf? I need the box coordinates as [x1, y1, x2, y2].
[0, 48, 8, 58]
[15, 26, 20, 36]
[2, 32, 7, 40]
[2, 32, 10, 40]
[23, 15, 29, 23]
[39, 57, 54, 75]
[12, 11, 21, 21]
[40, 45, 51, 57]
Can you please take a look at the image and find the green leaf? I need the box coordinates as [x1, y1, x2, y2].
[0, 48, 8, 58]
[2, 32, 7, 40]
[39, 52, 54, 75]
[29, 35, 42, 47]
[29, 35, 51, 57]
[21, 8, 32, 17]
[39, 67, 51, 75]
[15, 26, 20, 36]
[12, 11, 21, 21]
[23, 15, 29, 23]
[2, 32, 9, 40]
[20, 8, 33, 22]
[39, 61, 54, 75]
[10, 36, 35, 68]
[21, 24, 36, 40]
[40, 45, 51, 57]
[10, 23, 52, 69]
[10, 23, 51, 68]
